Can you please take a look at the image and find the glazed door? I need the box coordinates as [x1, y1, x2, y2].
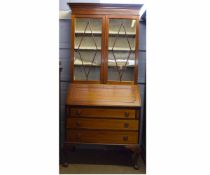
[105, 16, 139, 84]
[71, 15, 105, 83]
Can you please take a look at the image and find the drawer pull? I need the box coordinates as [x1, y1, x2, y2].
[76, 121, 80, 127]
[123, 136, 128, 141]
[124, 112, 129, 117]
[76, 133, 80, 140]
[124, 123, 129, 128]
[76, 110, 81, 116]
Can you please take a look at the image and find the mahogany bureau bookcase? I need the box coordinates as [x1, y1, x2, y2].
[62, 3, 142, 169]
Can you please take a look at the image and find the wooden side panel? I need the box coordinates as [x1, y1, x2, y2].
[70, 15, 75, 82]
[67, 129, 138, 144]
[134, 16, 140, 84]
[70, 108, 136, 119]
[67, 118, 139, 131]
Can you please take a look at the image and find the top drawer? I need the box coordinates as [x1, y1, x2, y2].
[69, 108, 136, 119]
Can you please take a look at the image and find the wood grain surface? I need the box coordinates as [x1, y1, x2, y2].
[68, 3, 141, 16]
[67, 129, 138, 144]
[67, 118, 139, 131]
[69, 107, 136, 119]
[66, 83, 141, 107]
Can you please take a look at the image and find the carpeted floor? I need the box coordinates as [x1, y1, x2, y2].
[59, 148, 146, 174]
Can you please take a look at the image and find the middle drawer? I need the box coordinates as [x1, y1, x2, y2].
[69, 108, 136, 119]
[67, 118, 138, 131]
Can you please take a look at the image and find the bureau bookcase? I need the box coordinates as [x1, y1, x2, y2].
[63, 3, 142, 169]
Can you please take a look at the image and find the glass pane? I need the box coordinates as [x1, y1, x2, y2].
[74, 18, 102, 81]
[108, 19, 136, 82]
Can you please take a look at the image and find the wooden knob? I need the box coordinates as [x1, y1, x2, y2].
[76, 133, 80, 140]
[123, 136, 128, 141]
[124, 123, 129, 128]
[76, 120, 80, 127]
[76, 110, 81, 116]
[124, 112, 129, 117]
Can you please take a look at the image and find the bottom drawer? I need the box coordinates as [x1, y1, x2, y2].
[67, 129, 139, 144]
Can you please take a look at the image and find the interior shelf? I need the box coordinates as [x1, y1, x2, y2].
[74, 64, 100, 67]
[74, 59, 100, 66]
[75, 31, 136, 36]
[74, 47, 135, 51]
[74, 59, 135, 67]
[74, 47, 101, 51]
[74, 63, 135, 67]
[108, 48, 135, 51]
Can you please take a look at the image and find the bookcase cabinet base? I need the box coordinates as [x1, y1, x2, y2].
[61, 143, 141, 170]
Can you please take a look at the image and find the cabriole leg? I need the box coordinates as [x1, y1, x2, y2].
[125, 144, 141, 169]
[62, 143, 70, 167]
[62, 144, 76, 167]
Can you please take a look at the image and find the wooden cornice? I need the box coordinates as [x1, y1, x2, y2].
[68, 3, 142, 16]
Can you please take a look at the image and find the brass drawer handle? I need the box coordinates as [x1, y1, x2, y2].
[124, 123, 129, 128]
[76, 133, 80, 140]
[76, 120, 80, 127]
[124, 112, 129, 117]
[76, 110, 81, 116]
[123, 136, 128, 141]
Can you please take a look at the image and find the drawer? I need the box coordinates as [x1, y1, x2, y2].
[67, 129, 138, 144]
[67, 118, 138, 131]
[69, 108, 136, 119]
